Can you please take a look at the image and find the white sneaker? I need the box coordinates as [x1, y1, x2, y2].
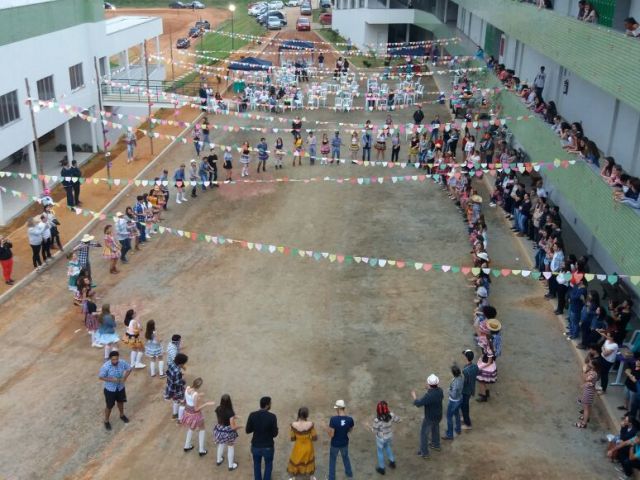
[92, 342, 103, 348]
[176, 198, 182, 204]
[135, 363, 147, 369]
[182, 197, 188, 202]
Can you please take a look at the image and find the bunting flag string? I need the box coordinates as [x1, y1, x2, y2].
[62, 204, 628, 286]
[201, 29, 460, 48]
[0, 158, 578, 189]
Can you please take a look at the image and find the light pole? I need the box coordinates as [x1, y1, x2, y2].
[229, 4, 236, 51]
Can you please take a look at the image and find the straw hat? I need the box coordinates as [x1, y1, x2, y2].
[470, 194, 483, 204]
[334, 399, 346, 409]
[115, 212, 124, 217]
[487, 319, 502, 332]
[81, 234, 94, 242]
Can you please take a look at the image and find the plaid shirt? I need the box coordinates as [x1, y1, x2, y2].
[99, 360, 131, 392]
[166, 341, 179, 367]
[73, 241, 100, 267]
[165, 363, 185, 401]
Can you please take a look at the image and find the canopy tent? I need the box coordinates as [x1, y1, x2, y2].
[228, 57, 273, 71]
[278, 40, 314, 52]
[278, 39, 315, 67]
[387, 46, 427, 57]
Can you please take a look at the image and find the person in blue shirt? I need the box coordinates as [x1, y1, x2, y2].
[173, 164, 187, 204]
[257, 138, 269, 173]
[567, 278, 587, 339]
[330, 131, 342, 165]
[361, 131, 372, 162]
[99, 350, 132, 431]
[326, 400, 354, 480]
[133, 196, 147, 243]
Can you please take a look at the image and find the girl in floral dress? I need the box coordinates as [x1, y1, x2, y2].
[122, 309, 146, 369]
[350, 131, 360, 161]
[102, 224, 120, 274]
[320, 133, 330, 165]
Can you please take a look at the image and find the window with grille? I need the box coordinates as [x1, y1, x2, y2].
[37, 75, 55, 100]
[69, 63, 84, 90]
[0, 90, 20, 127]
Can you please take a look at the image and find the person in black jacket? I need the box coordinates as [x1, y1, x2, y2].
[70, 160, 82, 205]
[60, 158, 75, 207]
[412, 105, 424, 126]
[246, 396, 278, 480]
[0, 235, 14, 285]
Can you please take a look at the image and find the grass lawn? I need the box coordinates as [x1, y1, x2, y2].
[314, 27, 395, 69]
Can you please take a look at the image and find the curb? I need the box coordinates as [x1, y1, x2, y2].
[0, 114, 204, 306]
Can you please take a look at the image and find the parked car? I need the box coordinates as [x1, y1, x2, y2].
[268, 0, 284, 9]
[319, 0, 331, 8]
[104, 2, 116, 9]
[195, 20, 211, 30]
[169, 1, 186, 8]
[286, 0, 301, 5]
[189, 1, 205, 8]
[319, 12, 332, 25]
[267, 15, 283, 29]
[176, 37, 191, 49]
[296, 17, 311, 31]
[249, 2, 267, 15]
[300, 2, 312, 15]
[188, 27, 201, 37]
[258, 10, 286, 25]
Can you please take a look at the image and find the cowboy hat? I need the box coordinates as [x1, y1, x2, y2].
[81, 234, 94, 242]
[477, 252, 489, 261]
[334, 399, 346, 409]
[427, 374, 439, 386]
[470, 194, 483, 203]
[115, 212, 124, 217]
[488, 319, 502, 332]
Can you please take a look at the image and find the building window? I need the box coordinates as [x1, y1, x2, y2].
[0, 90, 20, 127]
[69, 63, 84, 91]
[37, 75, 55, 101]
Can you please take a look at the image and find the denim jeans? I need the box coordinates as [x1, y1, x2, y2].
[328, 445, 353, 480]
[568, 309, 581, 338]
[309, 145, 317, 163]
[461, 393, 472, 426]
[137, 222, 147, 243]
[376, 437, 395, 469]
[362, 147, 371, 162]
[331, 147, 340, 159]
[200, 173, 208, 190]
[119, 238, 131, 261]
[445, 399, 462, 437]
[419, 418, 440, 455]
[251, 446, 274, 480]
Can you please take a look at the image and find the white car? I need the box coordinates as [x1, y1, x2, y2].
[267, 15, 283, 29]
[268, 0, 284, 9]
[249, 2, 267, 15]
[190, 1, 205, 8]
[286, 0, 301, 5]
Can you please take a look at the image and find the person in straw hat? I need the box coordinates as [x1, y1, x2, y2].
[325, 399, 355, 480]
[476, 319, 501, 402]
[73, 233, 101, 283]
[412, 373, 443, 458]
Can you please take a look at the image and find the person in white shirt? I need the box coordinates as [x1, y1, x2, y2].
[533, 66, 546, 99]
[597, 329, 619, 394]
[26, 217, 45, 270]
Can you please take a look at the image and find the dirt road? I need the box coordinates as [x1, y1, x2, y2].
[0, 82, 615, 479]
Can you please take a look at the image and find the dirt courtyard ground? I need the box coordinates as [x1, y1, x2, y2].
[0, 84, 615, 478]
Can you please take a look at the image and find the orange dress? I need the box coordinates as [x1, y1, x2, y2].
[287, 423, 317, 475]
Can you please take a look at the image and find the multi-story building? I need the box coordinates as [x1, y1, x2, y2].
[333, 0, 640, 290]
[0, 0, 163, 225]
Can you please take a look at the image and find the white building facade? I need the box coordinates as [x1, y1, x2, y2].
[0, 0, 163, 225]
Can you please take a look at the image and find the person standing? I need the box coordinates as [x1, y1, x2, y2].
[442, 365, 464, 440]
[199, 157, 212, 191]
[126, 131, 137, 163]
[534, 66, 546, 100]
[166, 353, 188, 421]
[99, 350, 132, 431]
[115, 212, 131, 264]
[27, 218, 44, 272]
[214, 394, 241, 471]
[291, 116, 302, 140]
[461, 350, 479, 430]
[287, 406, 318, 479]
[166, 333, 182, 368]
[74, 234, 101, 283]
[95, 304, 120, 359]
[174, 164, 187, 204]
[331, 131, 342, 165]
[326, 399, 354, 480]
[368, 401, 400, 475]
[39, 214, 52, 263]
[122, 309, 146, 369]
[390, 132, 401, 163]
[102, 224, 120, 274]
[0, 235, 14, 285]
[307, 131, 317, 165]
[412, 105, 424, 126]
[60, 158, 75, 207]
[246, 396, 278, 480]
[133, 195, 148, 243]
[182, 377, 215, 456]
[597, 329, 619, 394]
[144, 319, 164, 378]
[361, 130, 372, 162]
[318, 52, 324, 69]
[207, 150, 219, 186]
[257, 137, 269, 173]
[411, 374, 443, 458]
[159, 169, 170, 208]
[70, 160, 82, 205]
[240, 141, 251, 178]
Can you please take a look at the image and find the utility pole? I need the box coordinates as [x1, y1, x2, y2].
[143, 40, 155, 155]
[169, 29, 175, 81]
[93, 57, 112, 189]
[24, 78, 46, 190]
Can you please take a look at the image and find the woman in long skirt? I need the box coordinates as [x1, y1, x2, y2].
[287, 406, 318, 479]
[182, 377, 215, 456]
[476, 325, 498, 402]
[102, 225, 120, 274]
[214, 394, 241, 471]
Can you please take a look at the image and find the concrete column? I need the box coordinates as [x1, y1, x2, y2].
[155, 35, 161, 63]
[405, 24, 410, 42]
[27, 142, 41, 195]
[386, 0, 390, 8]
[64, 120, 74, 164]
[124, 49, 130, 79]
[90, 107, 98, 153]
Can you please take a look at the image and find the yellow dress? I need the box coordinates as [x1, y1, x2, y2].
[287, 423, 317, 475]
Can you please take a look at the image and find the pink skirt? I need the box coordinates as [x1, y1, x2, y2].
[181, 406, 205, 430]
[477, 359, 497, 383]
